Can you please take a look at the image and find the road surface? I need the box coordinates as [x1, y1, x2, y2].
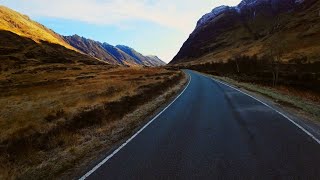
[82, 70, 320, 179]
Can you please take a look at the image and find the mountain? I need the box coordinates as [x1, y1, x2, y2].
[145, 55, 167, 66]
[102, 43, 166, 66]
[100, 43, 141, 66]
[115, 45, 145, 64]
[63, 35, 119, 65]
[116, 45, 166, 66]
[0, 6, 164, 67]
[64, 36, 166, 67]
[170, 0, 320, 65]
[0, 6, 106, 70]
[0, 6, 75, 51]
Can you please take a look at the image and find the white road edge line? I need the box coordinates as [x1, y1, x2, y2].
[79, 72, 192, 180]
[209, 76, 320, 145]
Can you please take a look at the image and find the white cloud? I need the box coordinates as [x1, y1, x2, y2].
[3, 0, 241, 33]
[2, 0, 241, 62]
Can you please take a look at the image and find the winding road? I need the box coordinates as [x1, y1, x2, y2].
[81, 70, 320, 179]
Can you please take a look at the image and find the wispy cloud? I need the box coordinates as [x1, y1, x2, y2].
[3, 0, 241, 33]
[2, 0, 241, 62]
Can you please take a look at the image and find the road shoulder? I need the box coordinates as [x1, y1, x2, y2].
[197, 71, 320, 144]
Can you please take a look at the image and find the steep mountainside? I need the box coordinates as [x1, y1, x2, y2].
[116, 45, 166, 66]
[0, 6, 75, 51]
[116, 45, 146, 65]
[64, 36, 165, 66]
[145, 55, 166, 66]
[171, 0, 320, 65]
[100, 43, 140, 66]
[63, 35, 119, 65]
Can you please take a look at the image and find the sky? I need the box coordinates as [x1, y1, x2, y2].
[1, 0, 241, 62]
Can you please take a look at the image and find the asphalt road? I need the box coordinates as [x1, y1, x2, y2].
[83, 70, 320, 179]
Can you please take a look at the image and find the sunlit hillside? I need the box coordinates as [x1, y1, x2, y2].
[0, 6, 75, 51]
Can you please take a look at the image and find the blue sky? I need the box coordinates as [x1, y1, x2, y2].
[1, 0, 241, 62]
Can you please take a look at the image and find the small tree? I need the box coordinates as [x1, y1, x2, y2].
[232, 52, 241, 74]
[267, 39, 288, 87]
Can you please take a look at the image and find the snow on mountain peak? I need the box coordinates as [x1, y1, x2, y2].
[195, 0, 305, 30]
[196, 5, 231, 29]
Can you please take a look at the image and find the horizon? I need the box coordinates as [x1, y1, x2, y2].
[1, 0, 241, 63]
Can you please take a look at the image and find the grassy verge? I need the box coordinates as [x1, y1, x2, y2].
[0, 65, 187, 179]
[205, 74, 320, 122]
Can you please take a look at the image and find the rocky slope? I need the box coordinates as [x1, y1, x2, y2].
[116, 45, 166, 66]
[171, 0, 320, 65]
[64, 36, 166, 66]
[63, 35, 119, 65]
[145, 55, 167, 66]
[100, 43, 138, 66]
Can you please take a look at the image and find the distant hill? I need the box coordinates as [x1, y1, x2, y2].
[115, 45, 145, 65]
[145, 55, 167, 66]
[116, 45, 166, 66]
[63, 35, 165, 66]
[171, 0, 320, 65]
[100, 43, 140, 66]
[63, 35, 119, 65]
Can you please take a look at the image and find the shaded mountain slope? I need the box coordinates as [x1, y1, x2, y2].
[116, 45, 166, 66]
[145, 55, 166, 66]
[64, 36, 165, 67]
[115, 45, 146, 65]
[100, 43, 140, 66]
[63, 35, 119, 65]
[171, 0, 320, 65]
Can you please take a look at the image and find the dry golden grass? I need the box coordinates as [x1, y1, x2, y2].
[0, 5, 183, 179]
[0, 6, 75, 51]
[0, 65, 186, 179]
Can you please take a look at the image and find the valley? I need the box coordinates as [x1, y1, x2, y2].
[0, 5, 185, 179]
[1, 0, 320, 179]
